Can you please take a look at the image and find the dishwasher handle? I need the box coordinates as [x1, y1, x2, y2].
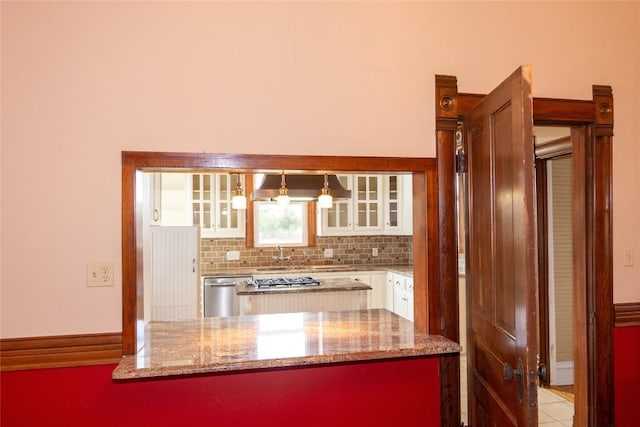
[203, 276, 253, 286]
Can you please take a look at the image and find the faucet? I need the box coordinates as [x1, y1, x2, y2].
[272, 245, 292, 262]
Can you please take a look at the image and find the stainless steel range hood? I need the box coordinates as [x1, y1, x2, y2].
[252, 174, 351, 201]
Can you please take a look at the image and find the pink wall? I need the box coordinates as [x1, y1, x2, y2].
[1, 2, 639, 338]
[0, 357, 440, 427]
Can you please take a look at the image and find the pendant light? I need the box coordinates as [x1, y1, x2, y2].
[231, 174, 247, 210]
[276, 172, 290, 207]
[317, 174, 333, 209]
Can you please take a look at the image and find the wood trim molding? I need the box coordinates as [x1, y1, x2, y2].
[590, 84, 614, 427]
[435, 75, 460, 426]
[536, 158, 551, 387]
[455, 92, 596, 125]
[535, 137, 572, 159]
[615, 302, 640, 327]
[0, 332, 122, 372]
[122, 152, 437, 355]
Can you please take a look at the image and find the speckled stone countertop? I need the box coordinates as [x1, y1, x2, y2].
[112, 309, 461, 381]
[236, 278, 372, 295]
[203, 264, 414, 278]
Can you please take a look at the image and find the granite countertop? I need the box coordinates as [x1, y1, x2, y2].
[203, 264, 414, 278]
[236, 278, 372, 295]
[112, 309, 461, 381]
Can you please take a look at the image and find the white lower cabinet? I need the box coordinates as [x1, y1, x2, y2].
[406, 277, 414, 322]
[386, 274, 395, 313]
[368, 271, 387, 309]
[387, 271, 414, 322]
[309, 271, 388, 311]
[238, 290, 369, 316]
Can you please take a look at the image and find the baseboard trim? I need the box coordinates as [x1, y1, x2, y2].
[551, 361, 574, 386]
[1, 332, 122, 371]
[614, 302, 640, 327]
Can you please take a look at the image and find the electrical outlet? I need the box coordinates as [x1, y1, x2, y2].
[372, 248, 379, 257]
[324, 248, 333, 258]
[623, 248, 634, 267]
[227, 250, 240, 261]
[87, 262, 114, 287]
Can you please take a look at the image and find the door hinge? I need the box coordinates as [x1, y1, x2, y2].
[456, 153, 467, 173]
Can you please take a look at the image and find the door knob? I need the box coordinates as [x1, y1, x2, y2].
[538, 363, 548, 382]
[503, 358, 524, 407]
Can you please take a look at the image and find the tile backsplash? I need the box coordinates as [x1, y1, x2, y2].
[200, 235, 412, 275]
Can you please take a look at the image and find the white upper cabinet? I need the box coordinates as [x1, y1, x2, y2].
[159, 173, 245, 238]
[320, 174, 412, 236]
[211, 174, 245, 238]
[354, 175, 383, 232]
[383, 175, 413, 235]
[322, 175, 354, 234]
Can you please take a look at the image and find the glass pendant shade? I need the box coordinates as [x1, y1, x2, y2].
[232, 192, 247, 210]
[317, 174, 333, 208]
[231, 175, 247, 209]
[276, 173, 290, 206]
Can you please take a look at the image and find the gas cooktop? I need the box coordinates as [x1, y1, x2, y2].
[251, 277, 320, 288]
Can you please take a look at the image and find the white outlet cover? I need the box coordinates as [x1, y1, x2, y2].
[623, 248, 634, 267]
[324, 248, 333, 258]
[87, 262, 114, 287]
[227, 250, 240, 261]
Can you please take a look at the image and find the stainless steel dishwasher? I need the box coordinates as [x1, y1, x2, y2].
[203, 276, 252, 317]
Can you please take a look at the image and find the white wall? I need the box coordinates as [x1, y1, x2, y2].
[2, 1, 639, 338]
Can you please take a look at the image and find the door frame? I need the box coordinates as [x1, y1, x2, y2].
[536, 141, 573, 389]
[435, 75, 613, 427]
[535, 153, 551, 388]
[121, 154, 438, 353]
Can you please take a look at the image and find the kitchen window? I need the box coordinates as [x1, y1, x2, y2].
[253, 201, 309, 247]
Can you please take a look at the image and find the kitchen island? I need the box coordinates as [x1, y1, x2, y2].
[112, 308, 459, 380]
[236, 277, 371, 316]
[111, 309, 459, 427]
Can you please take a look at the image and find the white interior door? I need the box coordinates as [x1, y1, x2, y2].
[150, 226, 199, 321]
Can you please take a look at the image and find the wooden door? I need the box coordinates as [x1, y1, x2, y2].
[464, 66, 538, 426]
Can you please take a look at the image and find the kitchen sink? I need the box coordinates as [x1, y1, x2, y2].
[255, 266, 303, 271]
[254, 265, 354, 272]
[310, 265, 354, 271]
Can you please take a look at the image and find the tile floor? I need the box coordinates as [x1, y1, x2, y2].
[537, 387, 574, 426]
[460, 356, 575, 426]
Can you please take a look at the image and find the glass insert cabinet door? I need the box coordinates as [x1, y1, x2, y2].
[215, 174, 241, 231]
[190, 173, 245, 238]
[355, 175, 382, 230]
[326, 175, 352, 231]
[386, 175, 399, 228]
[322, 174, 384, 234]
[192, 174, 213, 229]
